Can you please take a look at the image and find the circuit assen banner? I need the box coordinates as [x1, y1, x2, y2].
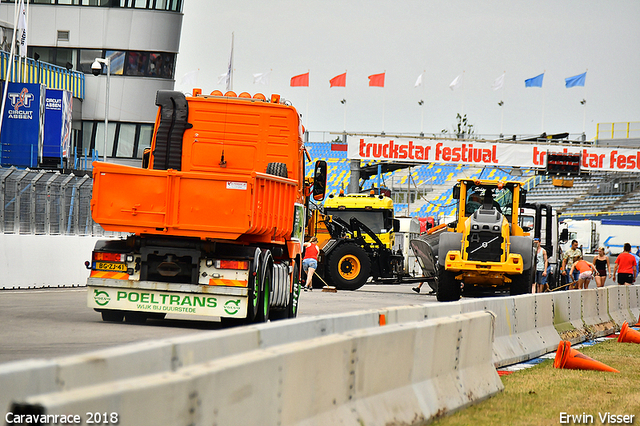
[347, 136, 640, 173]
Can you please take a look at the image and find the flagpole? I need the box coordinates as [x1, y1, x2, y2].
[582, 68, 588, 136]
[500, 71, 505, 137]
[541, 69, 546, 133]
[227, 32, 234, 92]
[22, 0, 28, 83]
[461, 70, 465, 117]
[343, 69, 347, 132]
[0, 0, 21, 140]
[421, 69, 425, 135]
[382, 70, 386, 133]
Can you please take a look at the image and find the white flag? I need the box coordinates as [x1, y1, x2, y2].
[492, 73, 505, 91]
[17, 0, 27, 58]
[449, 74, 462, 91]
[253, 71, 271, 85]
[218, 72, 228, 86]
[180, 69, 198, 86]
[414, 73, 423, 88]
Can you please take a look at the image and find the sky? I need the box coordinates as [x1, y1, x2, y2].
[174, 0, 640, 142]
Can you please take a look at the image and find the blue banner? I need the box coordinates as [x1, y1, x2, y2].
[525, 73, 544, 88]
[43, 88, 72, 162]
[565, 72, 587, 88]
[1, 82, 45, 168]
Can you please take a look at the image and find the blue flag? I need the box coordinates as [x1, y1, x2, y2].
[565, 72, 586, 88]
[525, 73, 544, 88]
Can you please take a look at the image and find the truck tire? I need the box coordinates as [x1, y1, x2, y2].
[511, 250, 535, 295]
[124, 311, 147, 324]
[254, 250, 272, 323]
[326, 242, 371, 291]
[266, 162, 288, 178]
[436, 265, 461, 302]
[100, 310, 124, 322]
[270, 260, 300, 320]
[246, 252, 262, 323]
[510, 270, 532, 295]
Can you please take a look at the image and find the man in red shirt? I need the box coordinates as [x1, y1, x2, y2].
[613, 243, 637, 285]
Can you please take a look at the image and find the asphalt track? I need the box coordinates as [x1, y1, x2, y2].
[0, 268, 623, 364]
[0, 283, 438, 364]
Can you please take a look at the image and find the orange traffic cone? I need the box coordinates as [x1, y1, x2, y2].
[618, 322, 640, 344]
[554, 341, 620, 373]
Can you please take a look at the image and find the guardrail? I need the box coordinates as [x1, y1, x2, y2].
[2, 286, 639, 425]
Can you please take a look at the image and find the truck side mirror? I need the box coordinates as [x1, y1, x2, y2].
[312, 160, 327, 201]
[142, 147, 151, 169]
[393, 219, 400, 232]
[452, 183, 460, 200]
[559, 228, 569, 243]
[519, 188, 527, 205]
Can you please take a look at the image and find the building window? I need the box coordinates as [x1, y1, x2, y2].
[80, 121, 154, 159]
[2, 0, 182, 12]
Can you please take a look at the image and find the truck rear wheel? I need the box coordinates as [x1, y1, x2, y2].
[270, 260, 300, 320]
[254, 250, 272, 323]
[100, 310, 124, 322]
[510, 268, 533, 295]
[326, 243, 371, 291]
[436, 265, 461, 302]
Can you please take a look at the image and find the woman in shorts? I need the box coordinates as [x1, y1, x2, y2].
[593, 246, 611, 288]
[302, 237, 319, 291]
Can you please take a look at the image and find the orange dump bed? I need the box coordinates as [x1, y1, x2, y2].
[91, 91, 305, 242]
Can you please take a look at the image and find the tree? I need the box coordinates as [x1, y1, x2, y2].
[441, 114, 475, 139]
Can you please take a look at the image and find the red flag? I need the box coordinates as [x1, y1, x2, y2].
[329, 72, 346, 87]
[290, 72, 309, 87]
[368, 72, 385, 87]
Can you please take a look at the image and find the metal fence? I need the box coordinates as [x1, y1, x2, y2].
[0, 167, 117, 236]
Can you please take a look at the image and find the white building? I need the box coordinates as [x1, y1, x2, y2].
[0, 0, 183, 164]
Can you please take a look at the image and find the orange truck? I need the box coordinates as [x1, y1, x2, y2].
[86, 89, 326, 324]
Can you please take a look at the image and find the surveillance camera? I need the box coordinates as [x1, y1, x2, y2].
[91, 60, 103, 76]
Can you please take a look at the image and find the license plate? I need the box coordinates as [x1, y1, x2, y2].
[95, 261, 127, 272]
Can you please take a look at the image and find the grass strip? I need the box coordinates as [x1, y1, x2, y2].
[432, 339, 640, 426]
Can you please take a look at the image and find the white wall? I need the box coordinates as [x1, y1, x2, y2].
[0, 234, 108, 289]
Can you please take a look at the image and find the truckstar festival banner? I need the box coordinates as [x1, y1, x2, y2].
[347, 136, 640, 173]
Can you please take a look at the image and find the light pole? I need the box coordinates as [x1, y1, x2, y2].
[91, 57, 110, 161]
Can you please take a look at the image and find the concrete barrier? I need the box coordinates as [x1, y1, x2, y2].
[0, 309, 399, 413]
[628, 286, 640, 323]
[581, 288, 616, 337]
[552, 290, 588, 343]
[607, 285, 636, 327]
[531, 292, 562, 352]
[8, 312, 502, 426]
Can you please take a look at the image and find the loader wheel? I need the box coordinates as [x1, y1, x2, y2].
[266, 162, 288, 178]
[436, 265, 461, 302]
[326, 243, 371, 291]
[510, 268, 533, 295]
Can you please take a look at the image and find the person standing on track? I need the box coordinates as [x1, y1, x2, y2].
[302, 236, 319, 291]
[561, 240, 582, 289]
[613, 243, 637, 286]
[593, 246, 611, 288]
[533, 238, 548, 293]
